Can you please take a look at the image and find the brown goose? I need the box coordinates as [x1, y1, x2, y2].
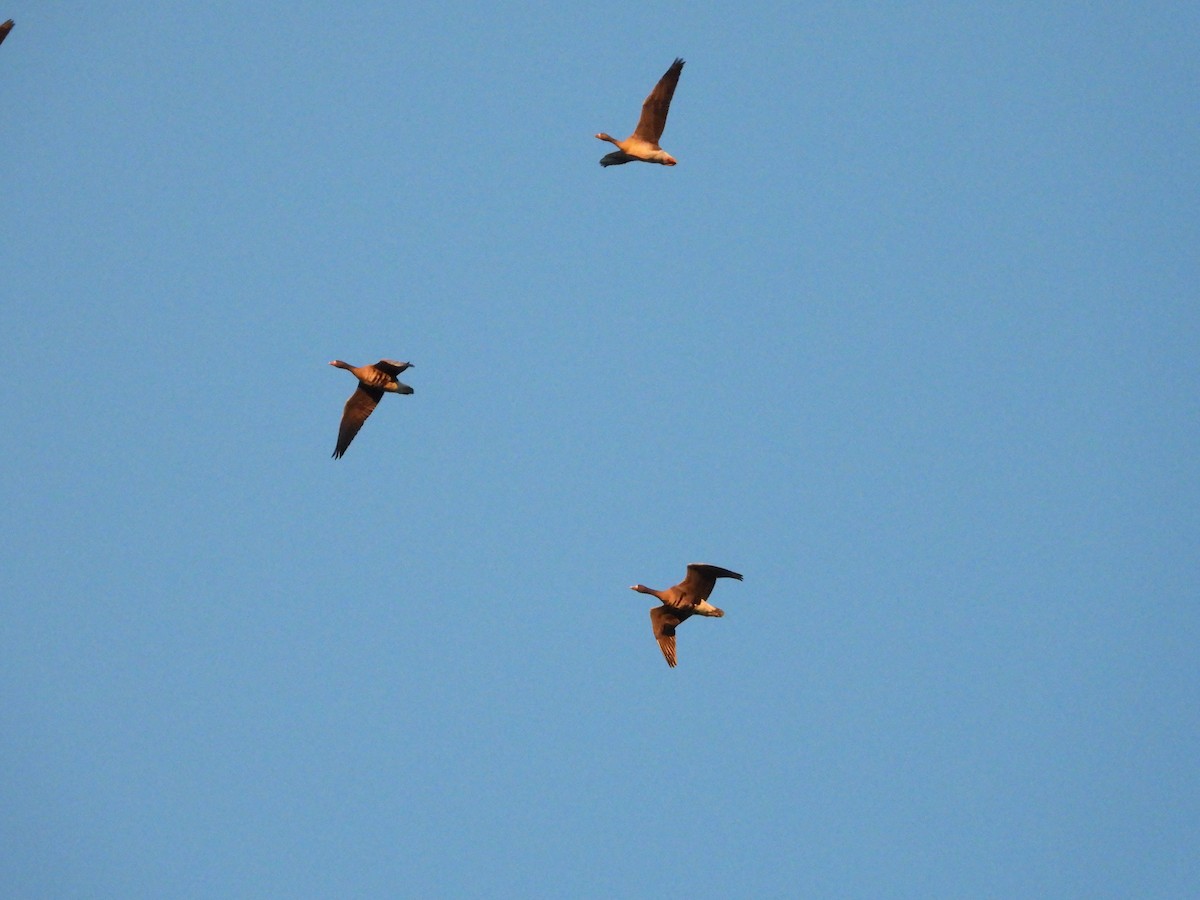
[329, 359, 413, 459]
[0, 20, 13, 46]
[631, 563, 742, 667]
[596, 57, 685, 167]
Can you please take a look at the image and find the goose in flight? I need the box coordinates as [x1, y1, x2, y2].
[631, 563, 741, 667]
[328, 359, 413, 459]
[596, 58, 685, 167]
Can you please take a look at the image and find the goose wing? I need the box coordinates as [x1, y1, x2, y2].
[680, 563, 742, 602]
[600, 150, 636, 167]
[333, 383, 384, 459]
[0, 21, 12, 46]
[373, 359, 409, 376]
[650, 605, 687, 668]
[633, 58, 684, 143]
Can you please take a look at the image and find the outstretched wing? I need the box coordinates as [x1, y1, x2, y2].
[600, 150, 635, 167]
[333, 384, 384, 459]
[681, 563, 742, 602]
[633, 58, 684, 143]
[373, 359, 409, 376]
[0, 20, 13, 47]
[650, 605, 686, 668]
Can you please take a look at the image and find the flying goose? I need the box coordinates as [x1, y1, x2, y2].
[329, 359, 413, 459]
[0, 20, 13, 46]
[631, 563, 742, 667]
[596, 57, 685, 167]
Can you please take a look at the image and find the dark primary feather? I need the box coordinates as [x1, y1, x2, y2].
[0, 20, 13, 46]
[633, 57, 684, 142]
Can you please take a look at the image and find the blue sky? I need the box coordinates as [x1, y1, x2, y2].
[2, 3, 1197, 896]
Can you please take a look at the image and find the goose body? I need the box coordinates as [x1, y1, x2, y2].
[329, 359, 413, 459]
[631, 563, 741, 667]
[596, 58, 685, 167]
